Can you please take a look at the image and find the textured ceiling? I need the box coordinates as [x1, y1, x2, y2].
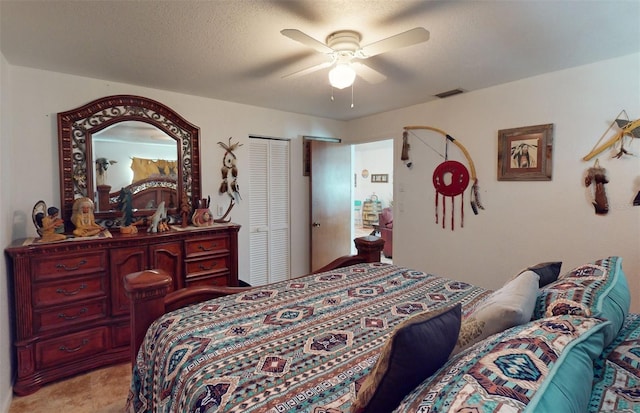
[1, 1, 638, 121]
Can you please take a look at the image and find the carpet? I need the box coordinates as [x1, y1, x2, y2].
[9, 363, 131, 413]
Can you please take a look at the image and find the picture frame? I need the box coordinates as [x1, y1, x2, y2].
[497, 123, 553, 181]
[371, 174, 388, 183]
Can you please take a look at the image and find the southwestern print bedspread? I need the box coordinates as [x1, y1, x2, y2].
[126, 263, 490, 412]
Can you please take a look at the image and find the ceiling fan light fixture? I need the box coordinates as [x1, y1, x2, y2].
[328, 63, 356, 89]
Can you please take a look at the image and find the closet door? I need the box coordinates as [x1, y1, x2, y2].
[249, 137, 290, 286]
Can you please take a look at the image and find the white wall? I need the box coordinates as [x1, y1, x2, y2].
[0, 52, 14, 413]
[347, 53, 640, 312]
[354, 140, 394, 209]
[0, 65, 347, 407]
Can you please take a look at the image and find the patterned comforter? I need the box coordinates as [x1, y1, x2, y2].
[126, 263, 491, 412]
[590, 313, 640, 412]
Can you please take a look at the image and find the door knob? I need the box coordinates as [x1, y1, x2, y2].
[312, 222, 321, 228]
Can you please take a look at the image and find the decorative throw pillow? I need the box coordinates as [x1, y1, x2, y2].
[533, 256, 630, 346]
[452, 270, 539, 355]
[510, 261, 562, 287]
[527, 261, 562, 287]
[395, 315, 609, 413]
[350, 303, 462, 413]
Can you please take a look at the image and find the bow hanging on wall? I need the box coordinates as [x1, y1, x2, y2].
[402, 125, 484, 230]
[582, 110, 640, 210]
[583, 111, 640, 161]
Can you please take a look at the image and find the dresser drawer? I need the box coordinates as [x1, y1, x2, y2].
[33, 299, 107, 334]
[36, 327, 108, 369]
[184, 236, 229, 258]
[32, 252, 106, 281]
[33, 276, 106, 308]
[185, 256, 229, 278]
[185, 272, 230, 288]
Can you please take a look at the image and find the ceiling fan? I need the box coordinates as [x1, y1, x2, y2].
[280, 27, 430, 89]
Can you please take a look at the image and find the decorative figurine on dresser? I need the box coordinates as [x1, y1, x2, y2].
[32, 201, 67, 243]
[4, 95, 240, 395]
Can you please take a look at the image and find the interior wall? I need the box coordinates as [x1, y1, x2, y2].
[0, 52, 13, 413]
[347, 53, 640, 312]
[353, 140, 394, 209]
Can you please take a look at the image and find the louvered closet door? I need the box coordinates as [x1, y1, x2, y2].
[249, 137, 290, 286]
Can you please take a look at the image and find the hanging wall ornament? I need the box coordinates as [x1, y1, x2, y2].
[432, 160, 470, 230]
[585, 160, 609, 215]
[216, 137, 243, 223]
[403, 125, 485, 230]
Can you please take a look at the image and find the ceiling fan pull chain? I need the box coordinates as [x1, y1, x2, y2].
[351, 83, 355, 108]
[330, 86, 335, 101]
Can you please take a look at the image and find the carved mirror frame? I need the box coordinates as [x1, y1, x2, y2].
[57, 95, 201, 226]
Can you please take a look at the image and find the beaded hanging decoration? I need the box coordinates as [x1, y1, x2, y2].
[432, 160, 470, 230]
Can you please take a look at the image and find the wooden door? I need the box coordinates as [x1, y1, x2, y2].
[310, 140, 352, 271]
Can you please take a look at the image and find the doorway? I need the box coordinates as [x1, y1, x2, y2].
[352, 139, 394, 262]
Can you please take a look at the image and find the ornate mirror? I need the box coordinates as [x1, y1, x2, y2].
[58, 95, 201, 227]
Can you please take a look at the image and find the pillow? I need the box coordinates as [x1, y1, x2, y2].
[533, 256, 630, 346]
[511, 261, 562, 287]
[395, 315, 609, 413]
[350, 303, 461, 413]
[452, 270, 539, 355]
[527, 261, 562, 287]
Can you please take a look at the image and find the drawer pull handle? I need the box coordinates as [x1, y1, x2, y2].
[56, 283, 88, 296]
[56, 259, 88, 271]
[59, 339, 89, 353]
[199, 263, 218, 270]
[58, 307, 88, 320]
[198, 243, 218, 251]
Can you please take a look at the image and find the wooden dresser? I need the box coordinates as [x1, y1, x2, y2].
[5, 223, 240, 395]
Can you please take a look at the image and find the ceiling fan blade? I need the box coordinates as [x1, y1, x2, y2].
[352, 62, 386, 84]
[281, 29, 334, 54]
[282, 61, 333, 79]
[359, 27, 429, 58]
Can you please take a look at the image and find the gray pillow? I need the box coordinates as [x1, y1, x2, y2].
[452, 271, 539, 355]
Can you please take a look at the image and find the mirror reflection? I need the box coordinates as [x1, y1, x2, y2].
[92, 121, 178, 212]
[58, 95, 201, 228]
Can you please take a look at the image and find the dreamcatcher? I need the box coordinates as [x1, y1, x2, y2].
[216, 137, 243, 222]
[402, 126, 484, 230]
[582, 111, 640, 212]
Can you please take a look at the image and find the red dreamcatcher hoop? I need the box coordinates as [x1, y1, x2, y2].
[432, 160, 470, 230]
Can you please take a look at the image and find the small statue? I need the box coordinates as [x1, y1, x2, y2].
[71, 197, 105, 237]
[36, 206, 67, 242]
[148, 201, 169, 233]
[180, 192, 191, 228]
[192, 208, 214, 227]
[118, 187, 137, 234]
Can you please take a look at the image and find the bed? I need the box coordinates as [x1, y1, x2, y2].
[125, 237, 638, 412]
[96, 176, 177, 212]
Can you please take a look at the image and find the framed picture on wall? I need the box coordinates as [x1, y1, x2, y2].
[498, 123, 553, 181]
[371, 174, 388, 183]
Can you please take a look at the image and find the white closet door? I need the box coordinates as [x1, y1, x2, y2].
[249, 138, 290, 286]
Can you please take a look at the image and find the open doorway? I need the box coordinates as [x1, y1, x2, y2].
[352, 139, 394, 263]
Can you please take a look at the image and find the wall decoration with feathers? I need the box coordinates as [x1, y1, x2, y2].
[402, 125, 484, 230]
[583, 110, 640, 210]
[216, 137, 243, 222]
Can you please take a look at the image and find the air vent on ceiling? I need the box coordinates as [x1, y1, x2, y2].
[434, 88, 465, 98]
